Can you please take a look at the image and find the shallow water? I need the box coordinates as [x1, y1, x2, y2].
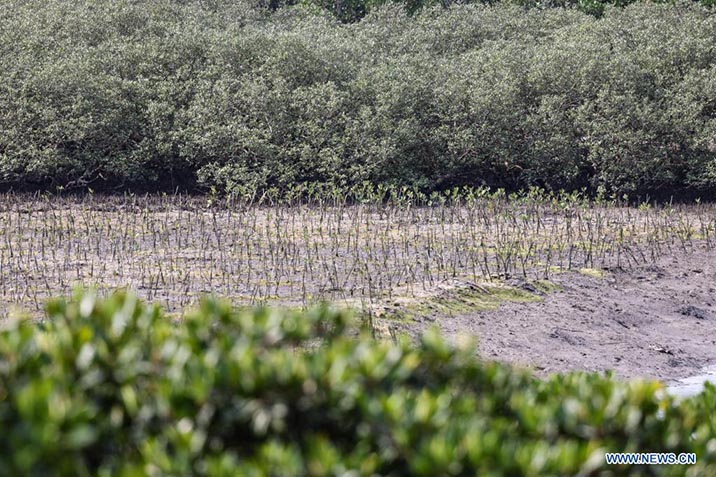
[666, 366, 716, 398]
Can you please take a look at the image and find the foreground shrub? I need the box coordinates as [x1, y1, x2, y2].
[1, 291, 716, 475]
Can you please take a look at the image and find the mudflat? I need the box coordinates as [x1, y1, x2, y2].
[423, 243, 716, 383]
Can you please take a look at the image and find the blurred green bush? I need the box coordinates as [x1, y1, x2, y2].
[1, 291, 715, 476]
[0, 1, 715, 198]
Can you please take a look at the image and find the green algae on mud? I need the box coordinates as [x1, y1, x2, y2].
[578, 267, 606, 278]
[379, 281, 558, 323]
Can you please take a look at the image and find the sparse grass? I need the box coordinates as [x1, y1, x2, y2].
[0, 191, 713, 320]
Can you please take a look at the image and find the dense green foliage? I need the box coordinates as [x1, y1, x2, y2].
[1, 291, 716, 476]
[272, 0, 715, 23]
[1, 0, 715, 198]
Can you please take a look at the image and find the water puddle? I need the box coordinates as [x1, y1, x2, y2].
[666, 366, 716, 398]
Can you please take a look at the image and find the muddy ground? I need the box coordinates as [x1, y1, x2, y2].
[387, 242, 716, 384]
[1, 196, 714, 384]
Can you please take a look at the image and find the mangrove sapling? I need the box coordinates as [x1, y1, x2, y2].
[0, 191, 712, 316]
